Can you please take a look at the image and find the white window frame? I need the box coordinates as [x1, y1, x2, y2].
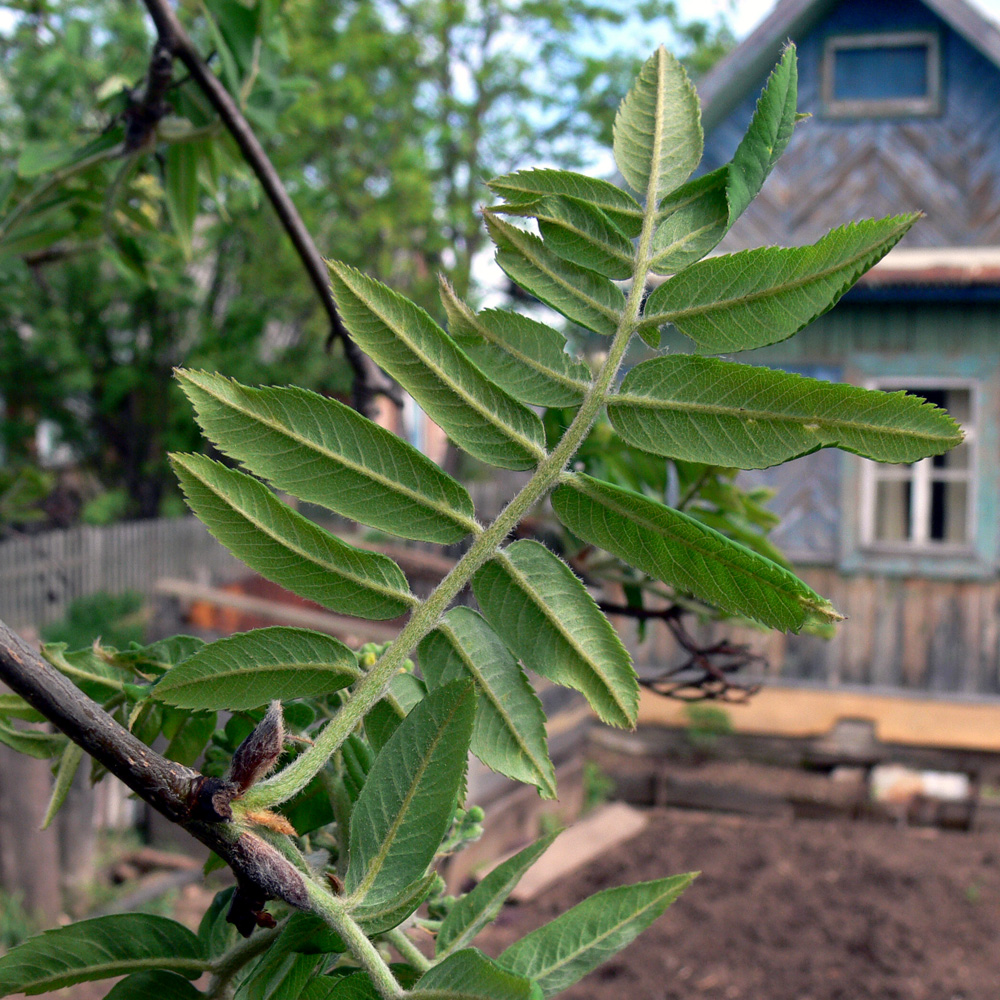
[822, 31, 942, 118]
[859, 377, 977, 553]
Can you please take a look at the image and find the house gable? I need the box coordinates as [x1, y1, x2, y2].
[700, 0, 1000, 249]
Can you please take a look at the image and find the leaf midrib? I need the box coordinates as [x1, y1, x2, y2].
[157, 658, 362, 697]
[493, 550, 632, 724]
[181, 374, 478, 535]
[437, 621, 556, 798]
[14, 956, 208, 991]
[179, 458, 416, 607]
[565, 476, 800, 619]
[513, 886, 680, 983]
[643, 220, 910, 325]
[611, 389, 960, 446]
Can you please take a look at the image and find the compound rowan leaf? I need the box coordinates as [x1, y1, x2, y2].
[608, 355, 963, 468]
[473, 540, 637, 728]
[419, 608, 555, 798]
[329, 261, 546, 470]
[171, 454, 415, 620]
[500, 875, 695, 997]
[153, 627, 361, 711]
[552, 475, 842, 632]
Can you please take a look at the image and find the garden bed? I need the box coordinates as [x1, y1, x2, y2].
[477, 804, 1000, 999]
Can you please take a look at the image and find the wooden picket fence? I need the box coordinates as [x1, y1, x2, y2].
[0, 518, 243, 631]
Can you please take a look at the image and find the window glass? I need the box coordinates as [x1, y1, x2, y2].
[864, 385, 973, 549]
[833, 45, 929, 101]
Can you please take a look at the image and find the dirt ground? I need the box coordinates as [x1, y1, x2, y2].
[477, 807, 1000, 1000]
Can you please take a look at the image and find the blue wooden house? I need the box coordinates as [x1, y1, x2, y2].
[641, 0, 1000, 729]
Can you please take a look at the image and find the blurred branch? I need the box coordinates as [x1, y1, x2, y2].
[138, 0, 401, 415]
[599, 601, 764, 702]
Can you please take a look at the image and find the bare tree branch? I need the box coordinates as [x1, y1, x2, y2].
[0, 619, 307, 934]
[599, 601, 764, 703]
[138, 0, 401, 414]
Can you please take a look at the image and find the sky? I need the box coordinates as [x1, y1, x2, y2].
[688, 0, 1000, 37]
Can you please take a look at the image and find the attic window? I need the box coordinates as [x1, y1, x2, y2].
[823, 32, 941, 117]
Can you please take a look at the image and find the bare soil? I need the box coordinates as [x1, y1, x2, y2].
[477, 807, 1000, 1000]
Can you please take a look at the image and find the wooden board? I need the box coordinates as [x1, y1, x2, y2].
[637, 685, 1000, 752]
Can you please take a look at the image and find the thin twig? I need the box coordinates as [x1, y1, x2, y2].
[137, 0, 400, 414]
[599, 601, 764, 702]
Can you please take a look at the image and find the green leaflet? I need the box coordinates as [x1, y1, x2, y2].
[175, 370, 477, 544]
[608, 356, 963, 468]
[439, 280, 589, 407]
[726, 43, 800, 225]
[238, 951, 321, 1000]
[103, 970, 204, 1000]
[164, 142, 199, 260]
[413, 949, 542, 1000]
[41, 643, 124, 698]
[484, 212, 625, 337]
[493, 196, 635, 279]
[329, 261, 546, 471]
[552, 475, 842, 632]
[154, 627, 361, 711]
[41, 741, 83, 829]
[641, 216, 919, 352]
[419, 608, 556, 798]
[613, 46, 702, 205]
[0, 914, 206, 996]
[345, 680, 475, 908]
[651, 44, 799, 274]
[487, 168, 642, 238]
[171, 454, 415, 620]
[163, 709, 217, 766]
[436, 831, 559, 958]
[0, 693, 44, 721]
[650, 168, 729, 274]
[499, 875, 695, 998]
[0, 719, 66, 759]
[472, 540, 638, 729]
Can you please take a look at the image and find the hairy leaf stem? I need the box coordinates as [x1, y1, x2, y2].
[304, 882, 405, 1000]
[242, 122, 662, 812]
[384, 926, 432, 971]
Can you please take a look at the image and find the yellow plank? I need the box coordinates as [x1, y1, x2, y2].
[637, 685, 1000, 752]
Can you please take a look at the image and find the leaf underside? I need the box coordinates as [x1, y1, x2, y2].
[552, 475, 841, 633]
[608, 355, 963, 468]
[419, 608, 556, 798]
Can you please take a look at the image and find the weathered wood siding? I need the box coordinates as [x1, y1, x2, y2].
[701, 0, 1000, 249]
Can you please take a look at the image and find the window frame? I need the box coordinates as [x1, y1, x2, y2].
[821, 30, 942, 118]
[858, 377, 977, 556]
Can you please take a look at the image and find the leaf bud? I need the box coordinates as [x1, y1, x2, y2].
[229, 700, 285, 793]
